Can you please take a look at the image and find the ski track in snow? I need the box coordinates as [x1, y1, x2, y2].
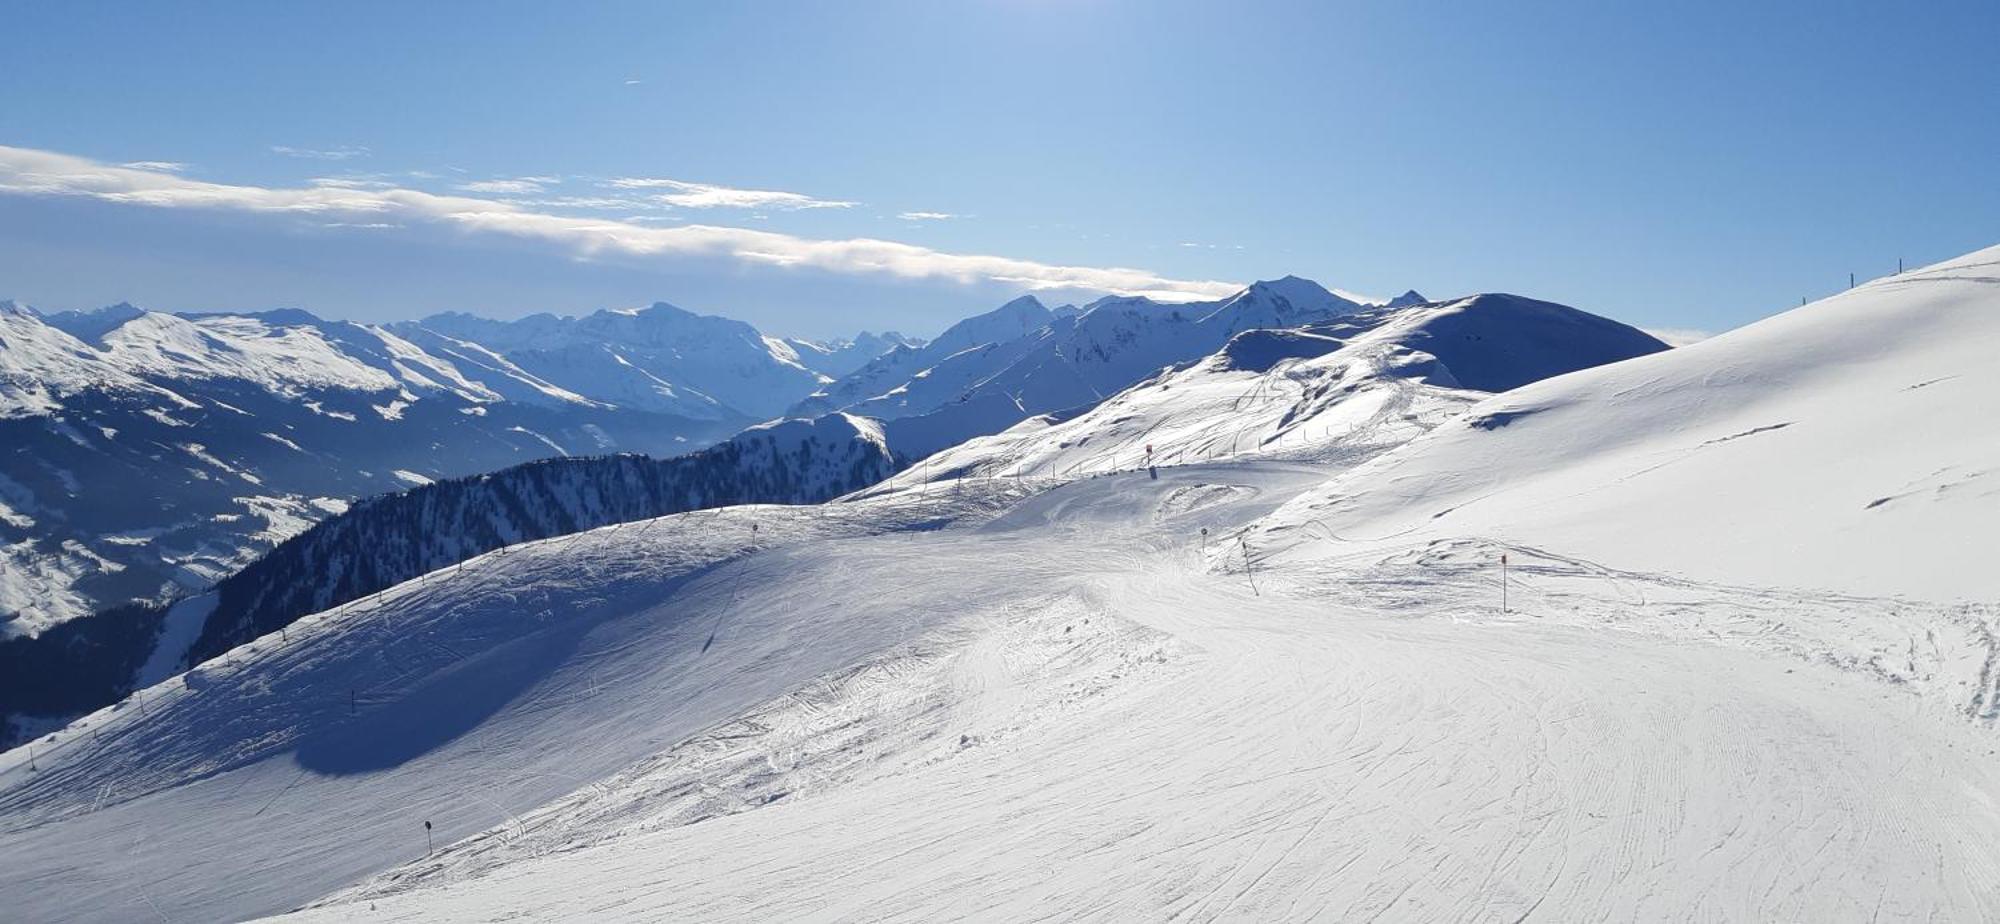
[3, 462, 1998, 920]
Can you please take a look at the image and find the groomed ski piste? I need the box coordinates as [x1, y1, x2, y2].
[1, 246, 1997, 921]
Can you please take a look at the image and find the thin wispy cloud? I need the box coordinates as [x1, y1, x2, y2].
[120, 161, 189, 174]
[0, 144, 1240, 301]
[270, 144, 372, 161]
[310, 176, 396, 190]
[607, 177, 856, 211]
[456, 176, 560, 195]
[504, 195, 652, 211]
[898, 211, 957, 221]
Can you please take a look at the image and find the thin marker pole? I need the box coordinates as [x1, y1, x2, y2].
[1239, 535, 1259, 596]
[1501, 552, 1509, 613]
[425, 820, 434, 856]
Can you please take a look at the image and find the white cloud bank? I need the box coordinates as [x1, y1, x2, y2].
[606, 177, 857, 211]
[0, 145, 1240, 301]
[899, 211, 958, 221]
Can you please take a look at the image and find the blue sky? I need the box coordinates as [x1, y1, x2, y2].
[2, 0, 1995, 341]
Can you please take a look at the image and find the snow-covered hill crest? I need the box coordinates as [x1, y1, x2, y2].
[1250, 245, 2000, 601]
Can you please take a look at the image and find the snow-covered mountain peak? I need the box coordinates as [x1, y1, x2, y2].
[924, 293, 1056, 356]
[1244, 274, 1330, 299]
[611, 300, 700, 321]
[1230, 275, 1356, 312]
[38, 301, 146, 344]
[1078, 292, 1157, 314]
[216, 306, 326, 328]
[1386, 289, 1429, 308]
[1194, 275, 1362, 339]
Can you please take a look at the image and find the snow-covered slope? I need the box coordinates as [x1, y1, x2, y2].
[0, 301, 171, 418]
[0, 478, 1048, 922]
[1250, 245, 2000, 602]
[4, 248, 1997, 920]
[870, 294, 1667, 488]
[182, 411, 904, 667]
[0, 412, 904, 746]
[6, 455, 1996, 922]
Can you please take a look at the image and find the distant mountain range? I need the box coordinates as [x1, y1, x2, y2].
[860, 293, 1669, 491]
[0, 299, 916, 635]
[0, 276, 1465, 646]
[792, 277, 1371, 427]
